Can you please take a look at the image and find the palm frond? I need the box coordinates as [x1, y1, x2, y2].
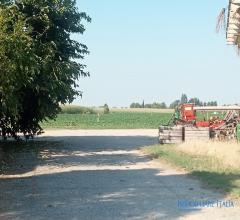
[216, 8, 226, 33]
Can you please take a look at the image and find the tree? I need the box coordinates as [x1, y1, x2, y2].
[188, 98, 202, 106]
[144, 102, 167, 109]
[169, 100, 180, 109]
[142, 100, 145, 108]
[180, 94, 188, 104]
[160, 102, 167, 109]
[130, 103, 142, 108]
[130, 102, 167, 109]
[103, 104, 110, 114]
[0, 0, 91, 139]
[206, 101, 218, 106]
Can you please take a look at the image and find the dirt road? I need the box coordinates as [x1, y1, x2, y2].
[0, 130, 239, 219]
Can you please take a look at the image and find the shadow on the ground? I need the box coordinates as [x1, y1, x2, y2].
[0, 136, 157, 175]
[0, 168, 227, 220]
[191, 171, 240, 196]
[0, 135, 230, 219]
[0, 140, 60, 175]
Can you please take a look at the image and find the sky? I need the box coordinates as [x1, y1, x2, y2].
[73, 0, 240, 107]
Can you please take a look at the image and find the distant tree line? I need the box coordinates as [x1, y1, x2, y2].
[130, 102, 167, 109]
[169, 94, 218, 109]
[130, 94, 218, 109]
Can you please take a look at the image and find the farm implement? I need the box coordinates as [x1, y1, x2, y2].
[159, 104, 240, 144]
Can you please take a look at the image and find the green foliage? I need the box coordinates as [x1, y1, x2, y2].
[144, 102, 167, 109]
[169, 100, 180, 109]
[180, 93, 188, 104]
[170, 95, 218, 109]
[60, 106, 97, 114]
[0, 0, 90, 139]
[130, 102, 167, 109]
[130, 103, 142, 108]
[130, 95, 217, 109]
[188, 98, 217, 106]
[103, 104, 110, 114]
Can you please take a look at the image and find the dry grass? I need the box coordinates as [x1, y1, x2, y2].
[143, 143, 240, 197]
[60, 105, 174, 114]
[110, 108, 174, 113]
[176, 140, 240, 169]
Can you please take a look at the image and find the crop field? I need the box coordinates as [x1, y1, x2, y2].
[42, 111, 172, 129]
[42, 106, 226, 129]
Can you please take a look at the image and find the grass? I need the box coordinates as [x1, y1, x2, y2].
[42, 112, 172, 129]
[143, 143, 240, 197]
[176, 141, 240, 169]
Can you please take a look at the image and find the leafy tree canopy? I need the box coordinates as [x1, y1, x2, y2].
[180, 94, 188, 104]
[0, 0, 91, 139]
[130, 102, 167, 109]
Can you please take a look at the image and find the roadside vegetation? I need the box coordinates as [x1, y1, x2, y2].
[143, 142, 240, 197]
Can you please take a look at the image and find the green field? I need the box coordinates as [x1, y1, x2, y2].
[41, 105, 228, 130]
[42, 112, 172, 129]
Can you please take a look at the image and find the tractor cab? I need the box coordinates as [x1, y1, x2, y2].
[175, 104, 210, 127]
[179, 104, 196, 122]
[173, 104, 196, 125]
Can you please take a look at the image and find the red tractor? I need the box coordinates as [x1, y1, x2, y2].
[159, 104, 240, 144]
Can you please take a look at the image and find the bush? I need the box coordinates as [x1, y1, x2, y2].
[103, 104, 110, 114]
[60, 106, 96, 114]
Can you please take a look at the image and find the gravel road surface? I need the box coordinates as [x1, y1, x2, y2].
[0, 129, 239, 220]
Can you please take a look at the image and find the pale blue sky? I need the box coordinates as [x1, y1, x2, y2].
[74, 0, 240, 107]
